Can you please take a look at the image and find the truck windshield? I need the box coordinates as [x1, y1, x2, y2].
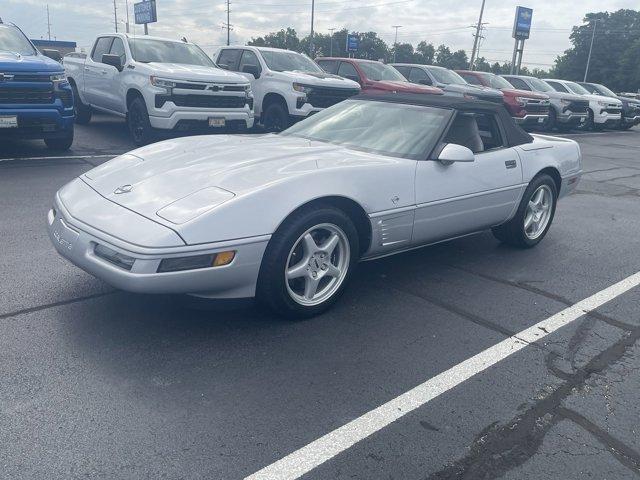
[357, 61, 406, 81]
[427, 67, 467, 85]
[481, 73, 512, 89]
[127, 38, 214, 66]
[564, 82, 590, 96]
[281, 99, 449, 159]
[260, 50, 323, 73]
[0, 25, 36, 56]
[528, 78, 554, 93]
[592, 84, 617, 97]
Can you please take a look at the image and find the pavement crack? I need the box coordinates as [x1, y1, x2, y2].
[425, 322, 640, 480]
[557, 407, 640, 475]
[0, 291, 116, 320]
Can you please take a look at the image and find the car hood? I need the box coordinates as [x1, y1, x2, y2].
[145, 62, 248, 83]
[277, 70, 361, 89]
[0, 51, 63, 73]
[580, 93, 622, 105]
[501, 88, 548, 99]
[82, 135, 352, 224]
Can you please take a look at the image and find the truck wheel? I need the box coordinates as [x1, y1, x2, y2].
[582, 109, 596, 131]
[491, 173, 557, 249]
[544, 108, 557, 132]
[44, 130, 74, 151]
[262, 103, 290, 133]
[127, 97, 155, 146]
[71, 83, 92, 125]
[256, 206, 359, 319]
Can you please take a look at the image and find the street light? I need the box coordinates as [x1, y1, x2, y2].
[584, 18, 600, 82]
[392, 25, 402, 62]
[328, 28, 335, 57]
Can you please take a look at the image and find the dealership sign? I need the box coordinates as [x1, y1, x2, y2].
[134, 0, 157, 25]
[512, 6, 533, 39]
[346, 34, 359, 52]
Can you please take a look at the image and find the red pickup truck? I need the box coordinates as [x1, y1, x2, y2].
[316, 57, 443, 96]
[456, 70, 550, 127]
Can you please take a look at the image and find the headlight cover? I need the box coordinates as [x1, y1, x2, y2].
[293, 82, 313, 94]
[150, 76, 177, 89]
[50, 73, 69, 88]
[156, 187, 235, 224]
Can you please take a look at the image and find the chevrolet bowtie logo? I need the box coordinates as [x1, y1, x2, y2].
[114, 184, 133, 194]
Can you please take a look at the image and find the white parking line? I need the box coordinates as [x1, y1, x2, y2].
[245, 271, 640, 480]
[0, 154, 119, 163]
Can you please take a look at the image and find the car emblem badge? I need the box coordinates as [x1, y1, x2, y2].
[114, 184, 133, 194]
[207, 85, 220, 92]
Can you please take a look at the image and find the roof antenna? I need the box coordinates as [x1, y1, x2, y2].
[181, 37, 188, 43]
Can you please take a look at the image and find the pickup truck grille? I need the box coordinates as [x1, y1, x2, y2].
[0, 88, 54, 104]
[306, 87, 360, 108]
[565, 100, 589, 113]
[9, 74, 52, 82]
[155, 94, 247, 109]
[524, 100, 550, 114]
[604, 106, 622, 114]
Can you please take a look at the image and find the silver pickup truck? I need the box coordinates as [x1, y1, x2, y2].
[64, 33, 254, 145]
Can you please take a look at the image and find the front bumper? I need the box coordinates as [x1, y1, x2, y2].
[0, 105, 74, 139]
[593, 112, 622, 126]
[514, 114, 548, 126]
[557, 112, 587, 125]
[47, 194, 269, 299]
[149, 107, 254, 130]
[622, 114, 640, 126]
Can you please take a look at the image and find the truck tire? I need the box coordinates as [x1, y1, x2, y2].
[544, 108, 557, 132]
[71, 83, 92, 125]
[44, 130, 74, 151]
[127, 97, 155, 146]
[262, 102, 290, 133]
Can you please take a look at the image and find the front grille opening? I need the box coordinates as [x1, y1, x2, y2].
[94, 244, 135, 270]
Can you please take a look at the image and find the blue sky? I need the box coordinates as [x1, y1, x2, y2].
[4, 0, 638, 67]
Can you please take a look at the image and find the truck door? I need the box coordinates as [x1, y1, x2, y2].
[84, 36, 114, 108]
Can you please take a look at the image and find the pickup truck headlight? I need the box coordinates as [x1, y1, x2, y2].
[150, 76, 176, 90]
[293, 83, 313, 94]
[50, 73, 69, 87]
[560, 99, 572, 106]
[596, 100, 608, 107]
[515, 96, 532, 106]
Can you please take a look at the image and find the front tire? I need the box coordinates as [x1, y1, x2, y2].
[127, 97, 155, 146]
[71, 83, 92, 125]
[44, 130, 74, 151]
[262, 102, 290, 133]
[256, 206, 359, 319]
[544, 108, 557, 132]
[492, 174, 557, 248]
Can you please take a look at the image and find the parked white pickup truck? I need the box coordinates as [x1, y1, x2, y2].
[64, 34, 254, 145]
[213, 46, 361, 131]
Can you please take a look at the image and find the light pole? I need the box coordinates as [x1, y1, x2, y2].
[125, 0, 130, 33]
[392, 25, 402, 62]
[469, 0, 486, 70]
[113, 0, 118, 32]
[584, 19, 599, 82]
[309, 0, 315, 56]
[328, 28, 335, 56]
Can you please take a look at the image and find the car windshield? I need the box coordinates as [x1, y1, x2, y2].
[127, 38, 214, 66]
[357, 61, 406, 81]
[528, 77, 554, 92]
[427, 67, 467, 85]
[260, 50, 323, 73]
[564, 82, 590, 95]
[481, 73, 512, 89]
[281, 99, 450, 159]
[0, 25, 36, 56]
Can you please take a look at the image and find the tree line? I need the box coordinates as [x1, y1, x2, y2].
[248, 9, 640, 92]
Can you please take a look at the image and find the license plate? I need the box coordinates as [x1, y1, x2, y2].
[208, 117, 226, 127]
[538, 117, 545, 124]
[0, 115, 18, 128]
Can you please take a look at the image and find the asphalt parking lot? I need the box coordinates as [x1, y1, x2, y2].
[2, 120, 640, 479]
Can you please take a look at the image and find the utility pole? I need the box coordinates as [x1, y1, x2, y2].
[125, 0, 130, 33]
[328, 28, 335, 56]
[309, 0, 315, 56]
[222, 0, 233, 45]
[46, 4, 52, 40]
[469, 0, 486, 70]
[392, 25, 402, 62]
[584, 19, 598, 82]
[113, 0, 118, 33]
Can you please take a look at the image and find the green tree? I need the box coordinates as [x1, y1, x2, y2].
[415, 41, 435, 64]
[248, 28, 300, 51]
[392, 43, 414, 63]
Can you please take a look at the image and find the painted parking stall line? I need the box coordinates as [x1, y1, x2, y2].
[0, 154, 120, 163]
[245, 271, 640, 480]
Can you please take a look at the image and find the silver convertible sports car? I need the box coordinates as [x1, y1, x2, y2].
[48, 94, 582, 317]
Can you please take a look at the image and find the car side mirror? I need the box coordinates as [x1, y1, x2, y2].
[344, 74, 360, 83]
[418, 78, 432, 86]
[218, 63, 230, 70]
[101, 53, 123, 71]
[437, 143, 475, 164]
[42, 49, 62, 62]
[241, 64, 261, 79]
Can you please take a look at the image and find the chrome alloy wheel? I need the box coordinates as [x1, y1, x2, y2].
[524, 185, 553, 240]
[285, 223, 350, 306]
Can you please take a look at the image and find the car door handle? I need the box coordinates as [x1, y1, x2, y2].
[505, 160, 517, 169]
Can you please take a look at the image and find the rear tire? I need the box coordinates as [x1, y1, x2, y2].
[256, 206, 359, 319]
[127, 97, 155, 146]
[44, 130, 74, 151]
[71, 83, 92, 125]
[262, 102, 290, 133]
[492, 173, 557, 248]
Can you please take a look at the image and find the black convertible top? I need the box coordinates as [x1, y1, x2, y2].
[354, 92, 534, 147]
